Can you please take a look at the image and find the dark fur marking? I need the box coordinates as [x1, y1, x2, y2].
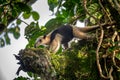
[50, 25, 74, 44]
[43, 35, 46, 39]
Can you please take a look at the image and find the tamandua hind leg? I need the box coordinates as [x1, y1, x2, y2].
[63, 43, 69, 49]
[63, 42, 73, 51]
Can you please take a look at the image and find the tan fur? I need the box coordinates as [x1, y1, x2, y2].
[49, 34, 62, 52]
[35, 35, 50, 47]
[73, 27, 91, 39]
[35, 33, 62, 53]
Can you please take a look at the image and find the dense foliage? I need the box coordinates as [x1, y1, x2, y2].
[0, 0, 120, 80]
[0, 0, 39, 47]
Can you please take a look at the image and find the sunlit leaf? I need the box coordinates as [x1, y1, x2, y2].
[31, 11, 40, 21]
[41, 26, 46, 31]
[15, 26, 20, 32]
[23, 12, 31, 19]
[116, 53, 120, 60]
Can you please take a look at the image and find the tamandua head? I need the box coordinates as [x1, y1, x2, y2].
[34, 35, 50, 48]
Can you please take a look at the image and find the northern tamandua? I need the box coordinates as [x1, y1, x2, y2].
[34, 23, 114, 53]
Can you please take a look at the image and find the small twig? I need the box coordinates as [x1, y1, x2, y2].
[108, 0, 115, 8]
[17, 18, 29, 26]
[70, 14, 84, 24]
[104, 58, 109, 76]
[108, 0, 120, 14]
[56, 0, 63, 13]
[111, 31, 119, 69]
[98, 0, 112, 22]
[114, 0, 120, 9]
[113, 51, 116, 67]
[112, 31, 118, 46]
[109, 66, 113, 80]
[117, 35, 120, 46]
[114, 0, 120, 14]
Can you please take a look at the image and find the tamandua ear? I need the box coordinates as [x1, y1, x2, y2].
[43, 35, 46, 39]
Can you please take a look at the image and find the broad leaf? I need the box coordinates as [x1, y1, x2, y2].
[48, 0, 58, 12]
[4, 33, 10, 45]
[13, 26, 20, 39]
[0, 38, 5, 47]
[23, 12, 31, 19]
[16, 19, 22, 25]
[31, 11, 40, 21]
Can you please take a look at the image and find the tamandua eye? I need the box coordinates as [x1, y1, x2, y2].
[39, 39, 42, 42]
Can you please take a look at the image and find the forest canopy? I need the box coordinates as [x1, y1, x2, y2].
[0, 0, 120, 80]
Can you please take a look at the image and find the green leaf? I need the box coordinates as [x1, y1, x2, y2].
[13, 26, 20, 39]
[22, 12, 31, 19]
[8, 28, 14, 33]
[0, 38, 5, 47]
[15, 26, 20, 33]
[14, 76, 28, 80]
[16, 19, 21, 25]
[25, 22, 37, 39]
[36, 21, 39, 28]
[13, 32, 20, 39]
[48, 0, 58, 12]
[2, 16, 7, 25]
[41, 26, 46, 31]
[31, 11, 40, 21]
[116, 52, 120, 60]
[4, 33, 10, 45]
[45, 18, 64, 33]
[27, 72, 33, 78]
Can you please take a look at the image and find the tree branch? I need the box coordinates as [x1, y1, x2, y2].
[114, 0, 120, 14]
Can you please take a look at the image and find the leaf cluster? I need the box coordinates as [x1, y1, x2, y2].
[0, 0, 39, 47]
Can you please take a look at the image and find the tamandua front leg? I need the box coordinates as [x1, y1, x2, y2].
[49, 38, 61, 53]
